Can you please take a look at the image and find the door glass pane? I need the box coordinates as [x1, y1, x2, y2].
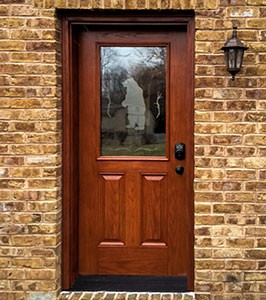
[100, 46, 166, 156]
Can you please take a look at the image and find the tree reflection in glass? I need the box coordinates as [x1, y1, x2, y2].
[100, 47, 166, 156]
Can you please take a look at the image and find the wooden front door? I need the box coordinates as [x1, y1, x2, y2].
[62, 12, 194, 290]
[77, 25, 194, 287]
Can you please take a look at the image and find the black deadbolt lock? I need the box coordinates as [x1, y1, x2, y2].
[175, 143, 185, 160]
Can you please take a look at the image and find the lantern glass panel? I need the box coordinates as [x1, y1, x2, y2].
[236, 49, 244, 69]
[228, 48, 236, 69]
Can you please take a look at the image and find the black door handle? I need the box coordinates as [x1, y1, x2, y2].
[175, 166, 184, 175]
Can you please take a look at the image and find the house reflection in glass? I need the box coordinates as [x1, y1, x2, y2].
[100, 46, 166, 156]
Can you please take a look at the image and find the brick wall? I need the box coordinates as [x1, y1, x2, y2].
[0, 0, 265, 300]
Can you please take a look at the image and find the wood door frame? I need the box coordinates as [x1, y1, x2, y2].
[60, 10, 195, 291]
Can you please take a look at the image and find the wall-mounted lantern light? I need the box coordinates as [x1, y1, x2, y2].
[221, 27, 249, 80]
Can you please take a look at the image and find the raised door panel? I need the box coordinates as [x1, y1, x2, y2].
[141, 174, 167, 247]
[99, 174, 126, 246]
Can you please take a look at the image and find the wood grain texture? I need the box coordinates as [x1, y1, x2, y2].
[141, 174, 167, 245]
[78, 27, 193, 278]
[62, 11, 194, 290]
[98, 248, 168, 275]
[99, 174, 126, 245]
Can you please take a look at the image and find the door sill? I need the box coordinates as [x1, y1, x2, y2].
[68, 275, 188, 292]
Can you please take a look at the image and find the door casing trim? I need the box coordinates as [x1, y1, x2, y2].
[60, 9, 195, 290]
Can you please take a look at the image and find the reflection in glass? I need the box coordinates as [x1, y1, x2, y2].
[100, 47, 166, 156]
